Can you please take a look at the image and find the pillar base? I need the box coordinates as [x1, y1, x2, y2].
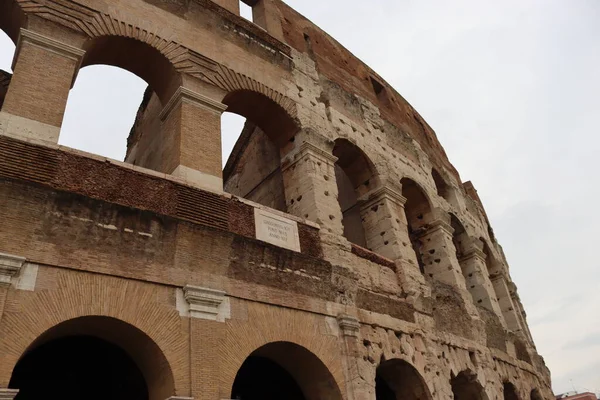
[171, 165, 223, 193]
[0, 111, 60, 143]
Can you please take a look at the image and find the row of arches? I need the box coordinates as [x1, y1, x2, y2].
[0, 20, 295, 177]
[6, 316, 544, 400]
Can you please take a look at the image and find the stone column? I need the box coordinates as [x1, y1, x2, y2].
[281, 142, 344, 235]
[511, 291, 534, 343]
[336, 314, 369, 400]
[359, 187, 407, 261]
[0, 389, 19, 400]
[0, 28, 84, 142]
[490, 274, 522, 332]
[416, 216, 479, 316]
[252, 0, 285, 42]
[211, 0, 240, 14]
[417, 218, 467, 289]
[159, 87, 227, 192]
[458, 240, 506, 326]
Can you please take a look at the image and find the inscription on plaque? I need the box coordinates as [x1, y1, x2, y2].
[254, 209, 301, 252]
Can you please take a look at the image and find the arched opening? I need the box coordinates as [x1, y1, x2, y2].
[375, 359, 432, 400]
[61, 66, 147, 160]
[530, 389, 543, 400]
[0, 1, 19, 111]
[10, 336, 148, 400]
[332, 139, 378, 247]
[0, 30, 14, 110]
[432, 168, 450, 200]
[451, 370, 487, 400]
[231, 341, 342, 400]
[450, 214, 480, 301]
[503, 382, 520, 400]
[222, 90, 298, 212]
[60, 36, 179, 167]
[8, 316, 175, 400]
[401, 178, 433, 273]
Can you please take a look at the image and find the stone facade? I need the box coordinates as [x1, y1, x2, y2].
[0, 0, 553, 399]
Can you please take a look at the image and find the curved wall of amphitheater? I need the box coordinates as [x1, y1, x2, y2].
[0, 0, 553, 399]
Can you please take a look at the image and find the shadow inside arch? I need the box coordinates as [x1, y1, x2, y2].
[9, 316, 176, 400]
[231, 341, 343, 400]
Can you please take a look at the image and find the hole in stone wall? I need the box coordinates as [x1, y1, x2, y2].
[370, 76, 385, 96]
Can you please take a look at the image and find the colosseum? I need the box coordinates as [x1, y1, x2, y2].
[0, 0, 553, 399]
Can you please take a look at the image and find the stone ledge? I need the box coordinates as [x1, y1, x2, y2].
[0, 252, 25, 287]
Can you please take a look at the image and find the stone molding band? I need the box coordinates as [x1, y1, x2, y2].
[359, 186, 407, 210]
[160, 87, 228, 121]
[282, 142, 338, 172]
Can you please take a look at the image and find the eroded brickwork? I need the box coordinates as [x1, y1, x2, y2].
[0, 0, 552, 399]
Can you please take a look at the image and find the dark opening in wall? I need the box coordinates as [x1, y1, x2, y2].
[370, 76, 385, 96]
[432, 168, 450, 200]
[333, 138, 376, 248]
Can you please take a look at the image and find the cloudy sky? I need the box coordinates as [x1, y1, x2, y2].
[1, 0, 598, 395]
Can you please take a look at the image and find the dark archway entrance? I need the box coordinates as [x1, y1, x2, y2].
[10, 335, 148, 400]
[451, 370, 487, 400]
[231, 341, 342, 400]
[504, 382, 520, 400]
[232, 356, 305, 400]
[530, 389, 543, 400]
[375, 359, 432, 400]
[8, 316, 175, 400]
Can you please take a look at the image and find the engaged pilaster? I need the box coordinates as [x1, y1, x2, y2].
[458, 239, 507, 326]
[417, 218, 467, 289]
[491, 274, 523, 332]
[160, 87, 227, 192]
[359, 187, 408, 261]
[1, 28, 84, 142]
[281, 142, 344, 235]
[336, 314, 370, 400]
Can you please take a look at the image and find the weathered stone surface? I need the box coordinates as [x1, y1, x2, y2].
[0, 0, 552, 399]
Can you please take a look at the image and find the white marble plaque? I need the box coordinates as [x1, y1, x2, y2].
[254, 208, 301, 252]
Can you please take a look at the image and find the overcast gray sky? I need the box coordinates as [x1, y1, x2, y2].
[1, 0, 598, 395]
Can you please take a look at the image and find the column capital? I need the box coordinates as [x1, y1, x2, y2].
[459, 247, 486, 263]
[160, 87, 227, 121]
[14, 28, 85, 86]
[416, 219, 454, 239]
[0, 389, 19, 400]
[359, 186, 406, 210]
[282, 142, 338, 171]
[0, 252, 26, 287]
[337, 314, 360, 338]
[182, 285, 229, 321]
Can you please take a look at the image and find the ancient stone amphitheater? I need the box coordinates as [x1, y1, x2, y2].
[0, 0, 553, 399]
